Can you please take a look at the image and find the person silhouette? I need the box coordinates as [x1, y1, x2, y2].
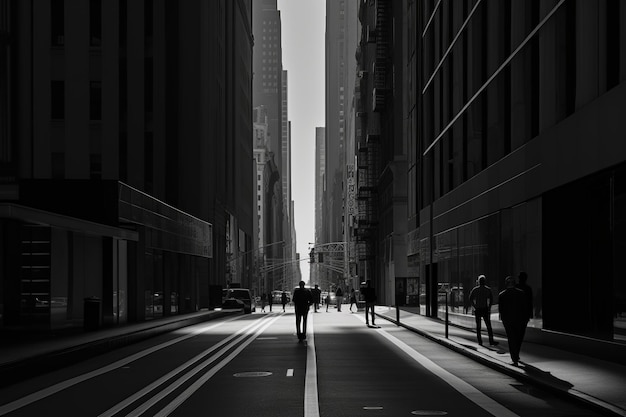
[335, 286, 343, 312]
[499, 276, 527, 365]
[469, 275, 498, 346]
[312, 284, 322, 312]
[281, 291, 288, 312]
[349, 288, 357, 312]
[292, 281, 313, 340]
[363, 280, 377, 326]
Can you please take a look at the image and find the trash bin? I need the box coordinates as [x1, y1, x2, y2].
[84, 297, 101, 331]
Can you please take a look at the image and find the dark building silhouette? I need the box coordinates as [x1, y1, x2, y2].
[0, 1, 253, 332]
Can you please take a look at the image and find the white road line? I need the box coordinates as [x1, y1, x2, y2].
[0, 315, 243, 416]
[304, 312, 320, 417]
[355, 315, 520, 417]
[287, 369, 294, 377]
[99, 315, 277, 417]
[152, 314, 283, 417]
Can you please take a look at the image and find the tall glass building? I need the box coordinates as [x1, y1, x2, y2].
[414, 0, 626, 344]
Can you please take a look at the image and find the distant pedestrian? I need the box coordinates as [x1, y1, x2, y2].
[499, 276, 527, 366]
[349, 288, 358, 312]
[469, 275, 498, 346]
[335, 286, 343, 312]
[260, 293, 267, 312]
[325, 292, 331, 312]
[281, 291, 288, 312]
[292, 281, 313, 340]
[362, 280, 377, 326]
[312, 284, 322, 312]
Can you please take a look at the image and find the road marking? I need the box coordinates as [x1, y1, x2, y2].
[152, 315, 282, 417]
[233, 371, 272, 377]
[355, 316, 520, 417]
[304, 312, 320, 417]
[99, 315, 278, 417]
[0, 315, 244, 416]
[287, 368, 294, 377]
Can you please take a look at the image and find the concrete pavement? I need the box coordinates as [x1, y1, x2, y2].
[374, 305, 626, 417]
[0, 305, 625, 416]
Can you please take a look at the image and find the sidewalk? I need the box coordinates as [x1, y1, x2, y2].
[374, 306, 626, 417]
[0, 309, 235, 387]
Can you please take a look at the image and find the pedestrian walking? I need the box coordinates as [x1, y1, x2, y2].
[292, 281, 313, 340]
[469, 275, 498, 346]
[349, 288, 358, 312]
[325, 292, 331, 312]
[260, 293, 267, 312]
[312, 284, 322, 312]
[281, 291, 288, 312]
[335, 286, 343, 312]
[499, 276, 527, 365]
[362, 280, 377, 326]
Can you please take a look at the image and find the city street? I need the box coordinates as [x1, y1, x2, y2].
[0, 307, 603, 417]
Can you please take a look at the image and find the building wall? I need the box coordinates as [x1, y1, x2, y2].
[416, 0, 626, 341]
[0, 0, 253, 331]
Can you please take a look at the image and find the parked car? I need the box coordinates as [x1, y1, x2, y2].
[223, 288, 256, 314]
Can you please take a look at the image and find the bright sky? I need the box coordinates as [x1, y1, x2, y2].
[277, 0, 326, 283]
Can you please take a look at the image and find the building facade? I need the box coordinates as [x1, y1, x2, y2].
[0, 0, 254, 332]
[321, 0, 360, 294]
[341, 0, 626, 351]
[253, 0, 296, 292]
[413, 0, 626, 344]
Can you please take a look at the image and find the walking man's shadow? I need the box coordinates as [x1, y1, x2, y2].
[518, 362, 574, 390]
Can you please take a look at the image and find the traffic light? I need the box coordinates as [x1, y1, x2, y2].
[309, 248, 315, 263]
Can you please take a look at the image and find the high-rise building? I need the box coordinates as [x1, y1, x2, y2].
[323, 0, 359, 292]
[253, 0, 296, 292]
[413, 1, 626, 344]
[348, 0, 626, 354]
[314, 126, 326, 285]
[0, 1, 254, 331]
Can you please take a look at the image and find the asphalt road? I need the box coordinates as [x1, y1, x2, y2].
[0, 307, 603, 417]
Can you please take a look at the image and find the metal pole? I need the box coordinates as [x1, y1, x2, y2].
[445, 290, 449, 339]
[396, 303, 400, 325]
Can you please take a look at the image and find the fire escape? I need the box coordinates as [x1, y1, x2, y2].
[355, 0, 388, 272]
[372, 0, 388, 113]
[356, 134, 380, 263]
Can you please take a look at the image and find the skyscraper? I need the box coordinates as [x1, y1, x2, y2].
[0, 1, 254, 331]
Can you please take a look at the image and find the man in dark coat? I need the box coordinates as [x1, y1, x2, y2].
[362, 280, 377, 326]
[311, 284, 322, 312]
[292, 281, 313, 340]
[499, 276, 528, 366]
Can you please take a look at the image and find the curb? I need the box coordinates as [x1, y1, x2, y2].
[0, 310, 236, 388]
[376, 312, 625, 417]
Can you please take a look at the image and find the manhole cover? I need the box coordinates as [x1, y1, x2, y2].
[233, 371, 272, 378]
[411, 411, 448, 416]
